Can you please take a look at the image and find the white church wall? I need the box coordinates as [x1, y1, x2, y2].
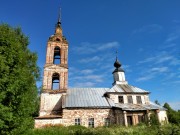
[158, 110, 168, 124]
[35, 118, 63, 128]
[39, 93, 62, 116]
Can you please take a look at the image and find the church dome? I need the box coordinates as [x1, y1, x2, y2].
[114, 59, 121, 68]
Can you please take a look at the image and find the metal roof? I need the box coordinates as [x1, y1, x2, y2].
[107, 84, 149, 93]
[64, 87, 165, 111]
[65, 88, 111, 108]
[114, 102, 166, 111]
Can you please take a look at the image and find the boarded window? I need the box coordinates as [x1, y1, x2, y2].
[75, 118, 81, 125]
[127, 116, 133, 125]
[53, 46, 61, 64]
[104, 118, 110, 127]
[138, 115, 145, 123]
[88, 118, 94, 128]
[52, 73, 59, 90]
[127, 96, 133, 104]
[136, 96, 142, 104]
[118, 96, 124, 103]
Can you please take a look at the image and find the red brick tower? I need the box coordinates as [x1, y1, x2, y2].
[43, 17, 68, 92]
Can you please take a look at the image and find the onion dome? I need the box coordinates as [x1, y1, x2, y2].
[114, 58, 121, 69]
[112, 56, 124, 73]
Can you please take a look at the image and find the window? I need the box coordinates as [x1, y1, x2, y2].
[136, 96, 142, 104]
[88, 118, 94, 128]
[75, 118, 81, 125]
[138, 115, 145, 123]
[118, 96, 124, 103]
[52, 73, 59, 90]
[53, 46, 61, 64]
[104, 118, 110, 127]
[127, 96, 133, 104]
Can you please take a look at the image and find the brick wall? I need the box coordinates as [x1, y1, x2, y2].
[63, 108, 117, 127]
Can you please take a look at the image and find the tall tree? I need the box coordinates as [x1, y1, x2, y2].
[0, 24, 40, 134]
[154, 100, 161, 105]
[163, 103, 180, 124]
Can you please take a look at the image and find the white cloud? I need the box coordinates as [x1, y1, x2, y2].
[85, 75, 104, 82]
[72, 41, 120, 54]
[138, 51, 179, 66]
[97, 42, 119, 51]
[160, 43, 176, 49]
[71, 74, 104, 83]
[79, 56, 102, 63]
[74, 82, 95, 87]
[150, 67, 168, 73]
[81, 69, 94, 74]
[165, 33, 179, 43]
[136, 75, 154, 82]
[132, 24, 162, 34]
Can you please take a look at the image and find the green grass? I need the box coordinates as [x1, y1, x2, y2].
[25, 124, 180, 135]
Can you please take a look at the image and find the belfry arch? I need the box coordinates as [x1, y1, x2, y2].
[52, 73, 60, 90]
[53, 46, 61, 64]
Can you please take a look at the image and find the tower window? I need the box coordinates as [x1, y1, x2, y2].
[127, 96, 133, 104]
[52, 73, 60, 90]
[53, 46, 61, 64]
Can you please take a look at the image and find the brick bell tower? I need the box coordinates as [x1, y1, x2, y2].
[43, 16, 68, 92]
[37, 15, 68, 117]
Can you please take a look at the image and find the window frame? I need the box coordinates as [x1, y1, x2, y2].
[127, 96, 133, 104]
[118, 96, 124, 103]
[88, 118, 94, 128]
[136, 96, 142, 104]
[75, 118, 81, 125]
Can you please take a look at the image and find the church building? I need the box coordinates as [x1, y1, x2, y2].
[34, 17, 168, 128]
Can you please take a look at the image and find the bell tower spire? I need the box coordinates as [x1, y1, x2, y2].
[55, 8, 62, 35]
[43, 9, 68, 93]
[112, 51, 127, 85]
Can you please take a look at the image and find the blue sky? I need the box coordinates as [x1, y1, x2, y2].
[1, 0, 180, 110]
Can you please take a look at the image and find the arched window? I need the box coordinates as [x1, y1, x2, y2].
[53, 46, 61, 64]
[52, 73, 60, 90]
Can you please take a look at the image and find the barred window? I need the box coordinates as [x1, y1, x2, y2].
[104, 118, 110, 127]
[75, 118, 81, 125]
[88, 118, 94, 128]
[118, 96, 124, 103]
[128, 96, 133, 104]
[136, 96, 142, 104]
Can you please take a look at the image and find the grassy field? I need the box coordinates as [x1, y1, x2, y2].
[25, 124, 180, 135]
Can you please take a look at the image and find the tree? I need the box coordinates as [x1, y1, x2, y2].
[163, 103, 180, 124]
[0, 24, 40, 134]
[154, 100, 161, 105]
